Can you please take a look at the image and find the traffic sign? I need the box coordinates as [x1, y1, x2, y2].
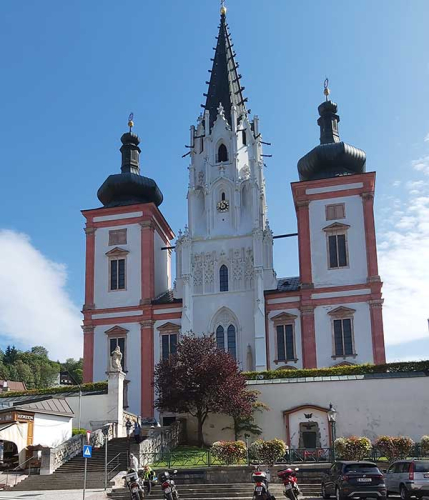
[83, 445, 92, 458]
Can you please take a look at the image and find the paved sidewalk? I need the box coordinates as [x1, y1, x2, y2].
[0, 489, 108, 500]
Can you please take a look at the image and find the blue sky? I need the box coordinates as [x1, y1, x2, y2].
[0, 0, 428, 361]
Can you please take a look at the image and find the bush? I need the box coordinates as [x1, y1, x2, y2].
[334, 437, 371, 461]
[243, 360, 429, 381]
[211, 440, 246, 465]
[249, 438, 287, 466]
[421, 436, 429, 457]
[72, 428, 87, 436]
[375, 436, 415, 462]
[0, 381, 108, 398]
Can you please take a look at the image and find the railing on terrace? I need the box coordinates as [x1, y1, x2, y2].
[139, 445, 429, 468]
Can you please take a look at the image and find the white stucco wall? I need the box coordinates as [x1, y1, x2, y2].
[154, 230, 170, 297]
[33, 413, 72, 448]
[314, 301, 374, 366]
[248, 375, 429, 444]
[310, 195, 368, 287]
[93, 322, 141, 415]
[66, 393, 109, 430]
[94, 223, 141, 309]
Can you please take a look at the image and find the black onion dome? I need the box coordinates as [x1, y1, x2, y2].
[97, 130, 163, 208]
[297, 99, 366, 182]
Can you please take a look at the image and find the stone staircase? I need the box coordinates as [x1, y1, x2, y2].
[108, 469, 324, 499]
[108, 482, 322, 500]
[13, 437, 129, 491]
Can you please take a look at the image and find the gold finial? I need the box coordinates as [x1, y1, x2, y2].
[323, 78, 330, 101]
[220, 0, 227, 15]
[128, 112, 134, 132]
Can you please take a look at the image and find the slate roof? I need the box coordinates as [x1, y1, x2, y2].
[204, 10, 247, 130]
[272, 276, 301, 293]
[152, 290, 182, 305]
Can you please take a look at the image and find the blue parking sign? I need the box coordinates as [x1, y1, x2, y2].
[83, 445, 92, 458]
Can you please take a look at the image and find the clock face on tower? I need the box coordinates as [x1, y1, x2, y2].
[217, 200, 230, 212]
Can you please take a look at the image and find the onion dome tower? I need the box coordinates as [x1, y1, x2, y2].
[97, 117, 163, 208]
[297, 81, 366, 181]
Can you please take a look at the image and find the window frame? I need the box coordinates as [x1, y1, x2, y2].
[106, 247, 129, 292]
[215, 323, 237, 359]
[219, 264, 229, 292]
[325, 203, 346, 221]
[323, 223, 350, 270]
[328, 307, 357, 359]
[108, 229, 127, 246]
[157, 322, 180, 361]
[271, 312, 298, 364]
[217, 143, 229, 163]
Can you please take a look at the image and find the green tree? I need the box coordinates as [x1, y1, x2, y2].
[31, 346, 49, 358]
[3, 346, 18, 365]
[14, 360, 35, 389]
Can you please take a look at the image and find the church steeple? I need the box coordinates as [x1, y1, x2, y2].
[297, 83, 367, 182]
[204, 4, 247, 130]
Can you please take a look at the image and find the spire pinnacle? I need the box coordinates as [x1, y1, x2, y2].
[203, 3, 247, 130]
[323, 78, 330, 101]
[128, 112, 134, 133]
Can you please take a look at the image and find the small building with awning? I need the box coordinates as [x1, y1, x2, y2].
[0, 396, 74, 468]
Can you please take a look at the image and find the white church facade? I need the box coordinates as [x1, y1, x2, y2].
[81, 6, 386, 418]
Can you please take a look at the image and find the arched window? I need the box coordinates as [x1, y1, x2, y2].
[216, 325, 225, 350]
[219, 265, 229, 292]
[242, 129, 247, 146]
[221, 192, 226, 201]
[227, 325, 236, 359]
[217, 144, 228, 162]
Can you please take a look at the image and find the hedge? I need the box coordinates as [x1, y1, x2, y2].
[243, 360, 429, 381]
[0, 381, 108, 398]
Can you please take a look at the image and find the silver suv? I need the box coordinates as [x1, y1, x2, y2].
[384, 460, 429, 499]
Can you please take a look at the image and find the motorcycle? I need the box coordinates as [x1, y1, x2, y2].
[277, 468, 301, 500]
[125, 469, 145, 500]
[159, 470, 179, 500]
[252, 467, 276, 500]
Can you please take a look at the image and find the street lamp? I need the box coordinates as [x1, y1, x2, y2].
[327, 404, 337, 461]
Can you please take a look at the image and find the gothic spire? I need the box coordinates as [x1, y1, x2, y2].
[204, 5, 247, 130]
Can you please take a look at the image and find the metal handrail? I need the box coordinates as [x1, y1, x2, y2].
[6, 454, 38, 486]
[107, 452, 126, 482]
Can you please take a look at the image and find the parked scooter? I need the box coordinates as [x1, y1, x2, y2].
[159, 470, 179, 500]
[252, 466, 276, 500]
[125, 469, 145, 500]
[277, 468, 301, 500]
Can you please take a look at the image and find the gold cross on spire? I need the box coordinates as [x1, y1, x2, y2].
[324, 78, 330, 101]
[220, 0, 227, 15]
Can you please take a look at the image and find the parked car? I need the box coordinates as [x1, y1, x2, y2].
[384, 460, 429, 499]
[322, 461, 386, 500]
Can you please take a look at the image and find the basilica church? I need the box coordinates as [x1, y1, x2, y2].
[81, 6, 386, 418]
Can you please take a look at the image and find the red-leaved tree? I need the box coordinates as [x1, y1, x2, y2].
[154, 334, 253, 447]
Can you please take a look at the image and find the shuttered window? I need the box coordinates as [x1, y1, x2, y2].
[161, 334, 178, 360]
[328, 234, 348, 268]
[276, 324, 295, 361]
[326, 204, 345, 221]
[334, 319, 354, 356]
[110, 258, 126, 290]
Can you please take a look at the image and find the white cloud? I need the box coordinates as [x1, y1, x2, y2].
[378, 180, 429, 346]
[0, 230, 82, 361]
[424, 132, 429, 143]
[412, 155, 429, 175]
[392, 180, 401, 187]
